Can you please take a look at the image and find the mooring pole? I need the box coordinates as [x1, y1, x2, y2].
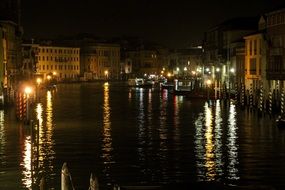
[61, 162, 75, 190]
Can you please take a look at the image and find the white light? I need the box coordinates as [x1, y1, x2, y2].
[24, 87, 32, 95]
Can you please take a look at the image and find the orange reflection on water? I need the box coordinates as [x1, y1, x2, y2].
[102, 84, 113, 167]
[0, 110, 5, 164]
[21, 136, 32, 189]
[34, 91, 56, 184]
[195, 100, 239, 182]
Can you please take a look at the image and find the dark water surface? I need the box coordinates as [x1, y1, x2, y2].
[1, 82, 285, 189]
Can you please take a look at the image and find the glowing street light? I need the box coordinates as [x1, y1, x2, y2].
[206, 79, 212, 86]
[47, 75, 52, 81]
[36, 78, 42, 86]
[104, 70, 109, 80]
[24, 86, 32, 96]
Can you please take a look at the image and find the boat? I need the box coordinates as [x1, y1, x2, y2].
[171, 88, 192, 96]
[127, 78, 153, 88]
[160, 82, 174, 90]
[276, 115, 285, 128]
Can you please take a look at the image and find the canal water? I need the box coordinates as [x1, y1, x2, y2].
[1, 82, 285, 189]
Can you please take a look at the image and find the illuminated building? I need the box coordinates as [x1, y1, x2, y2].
[36, 45, 80, 81]
[244, 33, 266, 93]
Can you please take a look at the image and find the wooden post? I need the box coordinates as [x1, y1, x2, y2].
[40, 177, 46, 190]
[61, 162, 75, 190]
[89, 173, 99, 190]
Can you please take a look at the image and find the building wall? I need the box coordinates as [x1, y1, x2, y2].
[80, 44, 120, 80]
[244, 34, 264, 90]
[126, 50, 160, 76]
[0, 27, 4, 90]
[96, 44, 120, 79]
[37, 46, 80, 81]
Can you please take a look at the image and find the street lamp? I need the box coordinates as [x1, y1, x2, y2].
[36, 78, 42, 85]
[47, 75, 52, 81]
[104, 70, 109, 80]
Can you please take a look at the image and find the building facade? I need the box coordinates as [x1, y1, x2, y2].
[80, 43, 120, 80]
[125, 46, 169, 78]
[203, 17, 258, 92]
[36, 45, 80, 81]
[0, 21, 22, 104]
[169, 48, 203, 78]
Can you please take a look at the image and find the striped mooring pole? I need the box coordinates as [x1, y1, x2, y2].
[281, 89, 284, 115]
[241, 84, 245, 107]
[269, 90, 272, 115]
[249, 84, 253, 110]
[259, 84, 264, 114]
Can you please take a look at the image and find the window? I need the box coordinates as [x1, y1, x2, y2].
[249, 40, 252, 56]
[250, 58, 256, 75]
[254, 40, 257, 55]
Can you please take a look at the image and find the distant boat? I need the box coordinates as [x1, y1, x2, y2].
[127, 78, 153, 88]
[160, 82, 174, 90]
[170, 79, 192, 96]
[171, 88, 192, 96]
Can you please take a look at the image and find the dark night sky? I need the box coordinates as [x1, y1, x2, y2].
[22, 0, 284, 48]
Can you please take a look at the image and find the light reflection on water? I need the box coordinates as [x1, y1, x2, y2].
[21, 136, 32, 189]
[102, 83, 114, 185]
[136, 88, 147, 177]
[195, 100, 239, 182]
[31, 90, 56, 188]
[227, 103, 239, 180]
[2, 83, 285, 189]
[0, 110, 5, 170]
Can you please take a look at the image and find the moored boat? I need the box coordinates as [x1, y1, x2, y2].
[160, 82, 174, 90]
[127, 78, 153, 88]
